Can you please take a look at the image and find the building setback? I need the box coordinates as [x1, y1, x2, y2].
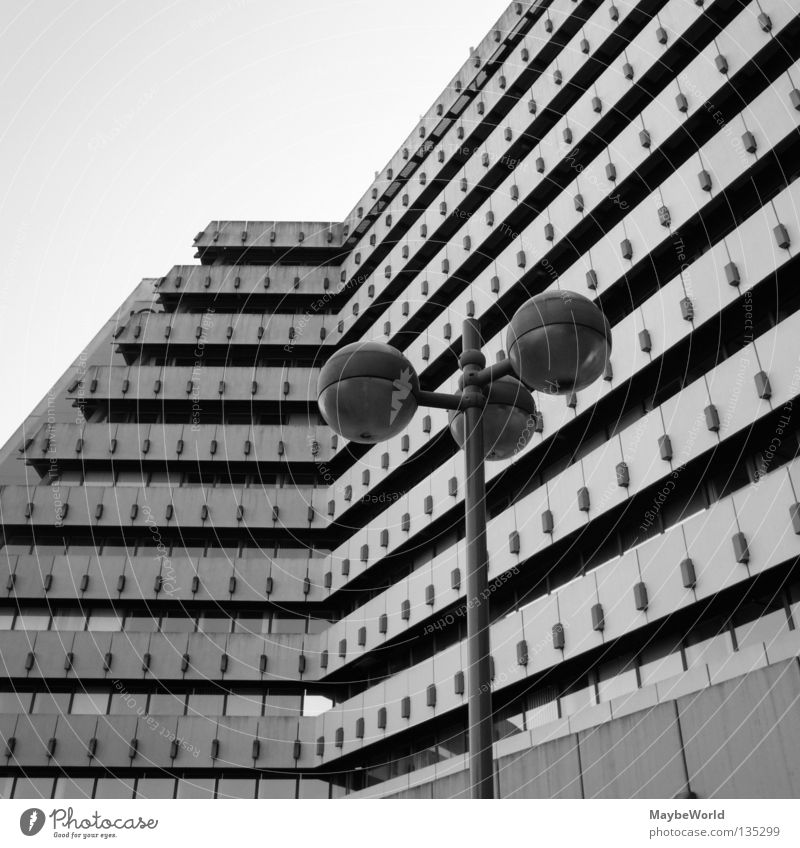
[2, 0, 800, 800]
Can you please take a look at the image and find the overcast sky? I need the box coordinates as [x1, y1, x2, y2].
[0, 0, 504, 446]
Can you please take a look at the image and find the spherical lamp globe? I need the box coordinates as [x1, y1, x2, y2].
[449, 376, 536, 461]
[506, 290, 611, 394]
[317, 341, 419, 444]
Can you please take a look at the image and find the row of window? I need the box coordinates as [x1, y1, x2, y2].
[101, 410, 302, 426]
[1, 775, 333, 800]
[343, 583, 800, 791]
[0, 688, 332, 718]
[1, 538, 325, 559]
[0, 608, 326, 635]
[331, 424, 800, 686]
[44, 470, 321, 488]
[79, 407, 320, 426]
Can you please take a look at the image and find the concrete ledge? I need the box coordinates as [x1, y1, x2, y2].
[610, 683, 659, 719]
[569, 702, 612, 734]
[493, 729, 534, 759]
[707, 643, 768, 685]
[765, 629, 800, 664]
[531, 716, 571, 745]
[656, 665, 710, 702]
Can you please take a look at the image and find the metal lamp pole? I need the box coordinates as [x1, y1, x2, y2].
[317, 289, 612, 802]
[418, 318, 512, 797]
[460, 317, 495, 799]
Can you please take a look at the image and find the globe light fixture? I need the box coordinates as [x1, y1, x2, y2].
[316, 290, 611, 799]
[317, 341, 419, 443]
[448, 375, 536, 460]
[507, 290, 612, 393]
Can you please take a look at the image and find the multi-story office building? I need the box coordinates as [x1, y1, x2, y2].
[2, 0, 800, 800]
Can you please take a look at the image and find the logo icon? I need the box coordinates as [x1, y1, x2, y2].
[390, 367, 413, 423]
[20, 808, 45, 836]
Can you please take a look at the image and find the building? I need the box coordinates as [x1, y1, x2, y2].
[2, 0, 800, 800]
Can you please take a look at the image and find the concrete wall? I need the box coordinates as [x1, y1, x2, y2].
[388, 660, 800, 798]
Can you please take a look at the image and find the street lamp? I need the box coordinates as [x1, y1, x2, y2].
[316, 290, 612, 799]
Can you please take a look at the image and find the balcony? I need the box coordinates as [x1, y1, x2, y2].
[155, 264, 340, 311]
[193, 221, 347, 266]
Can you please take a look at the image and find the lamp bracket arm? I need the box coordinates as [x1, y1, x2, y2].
[472, 358, 514, 386]
[414, 389, 467, 411]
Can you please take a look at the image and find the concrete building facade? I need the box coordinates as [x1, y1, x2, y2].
[2, 0, 800, 799]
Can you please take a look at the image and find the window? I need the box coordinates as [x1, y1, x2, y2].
[94, 778, 135, 799]
[87, 610, 123, 631]
[15, 608, 50, 630]
[225, 692, 263, 716]
[54, 778, 95, 798]
[148, 693, 186, 715]
[306, 617, 329, 635]
[270, 617, 306, 634]
[596, 654, 638, 701]
[12, 777, 55, 799]
[0, 690, 33, 713]
[124, 614, 159, 632]
[65, 539, 97, 555]
[233, 614, 264, 634]
[116, 471, 146, 486]
[735, 608, 788, 650]
[258, 779, 297, 799]
[638, 635, 684, 686]
[263, 694, 301, 717]
[559, 680, 595, 716]
[31, 692, 71, 714]
[684, 617, 733, 668]
[734, 596, 790, 650]
[302, 694, 333, 717]
[493, 705, 525, 741]
[109, 693, 144, 716]
[186, 693, 224, 716]
[198, 615, 231, 633]
[298, 779, 329, 799]
[135, 779, 175, 799]
[70, 691, 110, 715]
[84, 471, 113, 486]
[524, 687, 559, 728]
[51, 610, 86, 631]
[1, 540, 33, 554]
[217, 779, 256, 799]
[160, 613, 196, 633]
[176, 779, 215, 799]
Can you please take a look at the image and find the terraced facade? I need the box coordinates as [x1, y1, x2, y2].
[2, 0, 800, 799]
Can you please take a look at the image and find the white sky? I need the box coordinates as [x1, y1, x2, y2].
[0, 0, 505, 447]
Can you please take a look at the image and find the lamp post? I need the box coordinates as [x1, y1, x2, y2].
[317, 290, 612, 799]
